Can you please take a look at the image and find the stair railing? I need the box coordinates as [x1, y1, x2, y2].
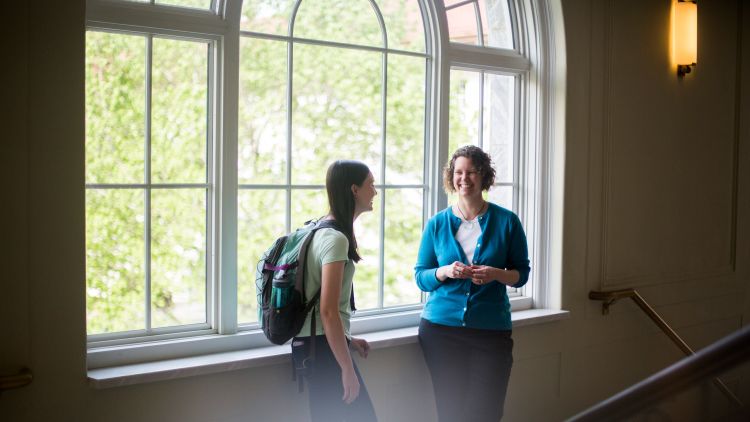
[589, 288, 742, 407]
[567, 321, 750, 421]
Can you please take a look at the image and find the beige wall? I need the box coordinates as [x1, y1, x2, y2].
[1, 0, 748, 421]
[555, 0, 750, 420]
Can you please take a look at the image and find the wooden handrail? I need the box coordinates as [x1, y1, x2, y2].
[587, 289, 743, 410]
[568, 323, 750, 421]
[0, 368, 33, 394]
[590, 289, 704, 356]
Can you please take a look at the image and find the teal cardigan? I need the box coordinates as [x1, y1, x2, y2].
[414, 203, 530, 331]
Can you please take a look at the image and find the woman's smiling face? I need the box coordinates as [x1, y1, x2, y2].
[452, 156, 482, 199]
[353, 172, 377, 214]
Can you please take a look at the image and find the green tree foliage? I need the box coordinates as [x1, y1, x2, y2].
[86, 32, 148, 334]
[86, 33, 209, 334]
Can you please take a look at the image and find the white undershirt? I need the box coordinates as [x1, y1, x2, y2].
[454, 207, 483, 264]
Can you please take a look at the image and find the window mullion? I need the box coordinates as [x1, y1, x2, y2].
[145, 34, 153, 333]
[217, 0, 242, 335]
[378, 50, 388, 309]
[205, 41, 215, 333]
[478, 71, 484, 148]
[474, 1, 484, 46]
[424, 0, 450, 218]
[286, 0, 302, 234]
[285, 38, 294, 233]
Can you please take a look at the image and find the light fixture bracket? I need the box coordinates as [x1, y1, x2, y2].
[677, 63, 695, 78]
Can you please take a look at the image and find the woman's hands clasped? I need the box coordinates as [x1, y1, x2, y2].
[438, 261, 498, 285]
[466, 265, 498, 285]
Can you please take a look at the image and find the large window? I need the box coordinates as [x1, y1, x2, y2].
[85, 0, 560, 364]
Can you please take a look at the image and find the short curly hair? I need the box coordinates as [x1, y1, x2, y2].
[443, 145, 496, 194]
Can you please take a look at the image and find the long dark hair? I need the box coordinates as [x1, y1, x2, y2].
[326, 160, 370, 263]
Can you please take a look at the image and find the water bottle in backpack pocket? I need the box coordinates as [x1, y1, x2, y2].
[271, 271, 295, 308]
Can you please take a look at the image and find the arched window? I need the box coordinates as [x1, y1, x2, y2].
[84, 0, 564, 365]
[236, 0, 430, 326]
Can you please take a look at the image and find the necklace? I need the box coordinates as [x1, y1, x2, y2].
[456, 201, 487, 227]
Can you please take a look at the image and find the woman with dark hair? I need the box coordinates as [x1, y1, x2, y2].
[292, 160, 378, 422]
[415, 145, 530, 421]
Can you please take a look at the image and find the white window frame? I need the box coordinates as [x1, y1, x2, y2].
[431, 0, 560, 311]
[85, 0, 564, 369]
[85, 10, 225, 347]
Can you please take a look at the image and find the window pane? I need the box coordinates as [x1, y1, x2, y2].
[483, 73, 514, 182]
[86, 189, 145, 334]
[480, 0, 514, 49]
[86, 31, 146, 184]
[446, 2, 479, 45]
[291, 44, 382, 185]
[379, 0, 426, 52]
[238, 189, 286, 324]
[290, 189, 328, 230]
[238, 37, 287, 185]
[488, 184, 512, 210]
[294, 0, 383, 47]
[156, 0, 212, 9]
[241, 0, 296, 35]
[386, 54, 425, 185]
[151, 189, 207, 328]
[352, 189, 382, 310]
[383, 188, 422, 307]
[448, 69, 480, 154]
[447, 0, 514, 49]
[152, 38, 208, 184]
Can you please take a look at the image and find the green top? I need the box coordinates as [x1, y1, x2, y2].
[298, 228, 354, 338]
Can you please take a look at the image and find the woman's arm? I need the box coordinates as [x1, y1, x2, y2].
[415, 219, 471, 288]
[506, 214, 531, 288]
[320, 260, 360, 404]
[415, 220, 456, 291]
[469, 214, 529, 287]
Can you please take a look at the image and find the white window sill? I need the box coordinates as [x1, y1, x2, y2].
[87, 308, 569, 389]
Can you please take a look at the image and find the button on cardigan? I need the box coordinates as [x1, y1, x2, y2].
[414, 203, 530, 331]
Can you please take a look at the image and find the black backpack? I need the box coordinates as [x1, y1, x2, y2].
[255, 219, 341, 345]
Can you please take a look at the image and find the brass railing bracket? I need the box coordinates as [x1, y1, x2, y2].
[602, 298, 616, 315]
[589, 289, 631, 315]
[0, 368, 33, 396]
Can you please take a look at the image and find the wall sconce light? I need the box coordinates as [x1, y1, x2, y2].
[673, 0, 697, 77]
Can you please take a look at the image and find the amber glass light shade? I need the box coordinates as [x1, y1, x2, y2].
[673, 1, 697, 77]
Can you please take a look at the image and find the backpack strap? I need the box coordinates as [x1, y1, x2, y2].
[309, 306, 317, 388]
[295, 219, 338, 316]
[290, 222, 328, 393]
[310, 219, 357, 312]
[306, 290, 321, 374]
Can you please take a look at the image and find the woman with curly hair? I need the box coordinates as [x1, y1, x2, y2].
[415, 145, 530, 421]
